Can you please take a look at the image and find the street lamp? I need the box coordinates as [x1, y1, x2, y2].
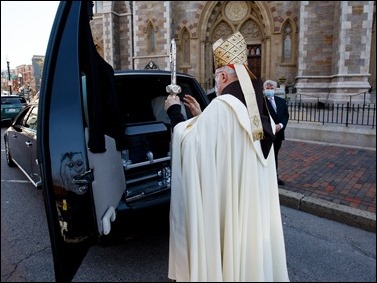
[6, 60, 12, 95]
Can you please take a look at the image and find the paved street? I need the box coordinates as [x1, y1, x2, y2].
[1, 127, 376, 282]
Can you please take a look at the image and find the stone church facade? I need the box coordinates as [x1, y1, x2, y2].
[90, 1, 376, 104]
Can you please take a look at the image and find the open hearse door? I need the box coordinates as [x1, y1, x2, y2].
[37, 2, 125, 281]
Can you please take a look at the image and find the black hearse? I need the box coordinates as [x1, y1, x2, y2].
[37, 2, 209, 281]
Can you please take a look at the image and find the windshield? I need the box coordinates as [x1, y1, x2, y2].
[1, 96, 27, 104]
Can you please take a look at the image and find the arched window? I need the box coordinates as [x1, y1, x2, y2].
[147, 22, 156, 54]
[182, 29, 191, 65]
[282, 22, 292, 62]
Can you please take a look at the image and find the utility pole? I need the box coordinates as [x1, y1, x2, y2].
[6, 60, 12, 95]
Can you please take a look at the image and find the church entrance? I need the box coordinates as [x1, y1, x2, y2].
[247, 44, 262, 79]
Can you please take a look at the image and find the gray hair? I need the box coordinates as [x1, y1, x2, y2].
[263, 79, 277, 89]
[217, 65, 236, 76]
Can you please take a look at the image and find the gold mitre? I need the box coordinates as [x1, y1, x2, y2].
[213, 31, 263, 141]
[212, 31, 256, 79]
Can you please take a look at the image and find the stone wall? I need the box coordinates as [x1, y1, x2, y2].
[295, 1, 375, 104]
[286, 122, 376, 149]
[89, 1, 376, 105]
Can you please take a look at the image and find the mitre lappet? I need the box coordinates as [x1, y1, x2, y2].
[212, 31, 264, 140]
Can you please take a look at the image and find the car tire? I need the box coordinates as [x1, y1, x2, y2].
[4, 138, 16, 167]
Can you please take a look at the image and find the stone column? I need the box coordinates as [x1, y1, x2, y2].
[295, 1, 374, 104]
[132, 1, 171, 70]
[327, 1, 374, 104]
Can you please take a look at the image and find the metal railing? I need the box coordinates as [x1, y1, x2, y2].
[198, 83, 376, 128]
[287, 102, 376, 129]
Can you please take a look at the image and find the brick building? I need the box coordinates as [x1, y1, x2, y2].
[32, 55, 45, 93]
[89, 1, 375, 104]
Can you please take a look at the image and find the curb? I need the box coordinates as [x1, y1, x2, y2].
[278, 188, 376, 233]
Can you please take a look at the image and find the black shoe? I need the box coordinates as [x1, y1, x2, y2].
[278, 178, 285, 186]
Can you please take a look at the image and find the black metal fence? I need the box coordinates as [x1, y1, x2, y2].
[199, 81, 376, 128]
[287, 102, 376, 129]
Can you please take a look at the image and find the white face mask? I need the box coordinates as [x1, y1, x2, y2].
[264, 89, 275, 97]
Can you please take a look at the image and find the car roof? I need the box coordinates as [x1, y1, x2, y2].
[114, 69, 196, 79]
[1, 94, 25, 98]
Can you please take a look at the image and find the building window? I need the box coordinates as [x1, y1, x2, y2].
[282, 23, 292, 62]
[182, 29, 190, 65]
[147, 22, 156, 54]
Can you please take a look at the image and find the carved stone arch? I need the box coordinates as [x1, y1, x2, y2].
[198, 1, 223, 42]
[279, 17, 297, 34]
[221, 1, 250, 24]
[211, 20, 235, 43]
[196, 1, 274, 85]
[144, 20, 157, 33]
[143, 19, 159, 33]
[249, 1, 271, 34]
[194, 1, 223, 89]
[280, 18, 297, 65]
[239, 17, 263, 43]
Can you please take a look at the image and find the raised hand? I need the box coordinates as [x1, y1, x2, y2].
[183, 94, 202, 116]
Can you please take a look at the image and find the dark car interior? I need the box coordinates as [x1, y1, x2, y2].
[104, 72, 208, 208]
[114, 74, 201, 124]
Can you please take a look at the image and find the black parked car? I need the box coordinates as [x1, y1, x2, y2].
[4, 103, 41, 188]
[37, 2, 210, 282]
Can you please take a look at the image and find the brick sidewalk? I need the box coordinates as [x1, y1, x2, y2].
[279, 140, 376, 214]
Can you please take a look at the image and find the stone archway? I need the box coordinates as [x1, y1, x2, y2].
[198, 1, 272, 88]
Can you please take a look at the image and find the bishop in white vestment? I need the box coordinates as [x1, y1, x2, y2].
[167, 32, 290, 282]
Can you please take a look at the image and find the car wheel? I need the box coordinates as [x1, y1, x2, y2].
[4, 138, 16, 167]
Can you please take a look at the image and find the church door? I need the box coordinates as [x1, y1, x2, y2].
[247, 44, 262, 79]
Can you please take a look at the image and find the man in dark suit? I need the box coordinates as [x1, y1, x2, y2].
[263, 80, 289, 185]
